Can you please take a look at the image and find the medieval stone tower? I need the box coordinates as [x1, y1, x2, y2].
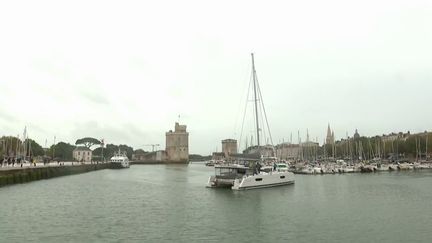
[222, 139, 238, 158]
[165, 122, 189, 162]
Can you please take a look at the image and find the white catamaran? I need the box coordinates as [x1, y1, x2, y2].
[207, 53, 295, 190]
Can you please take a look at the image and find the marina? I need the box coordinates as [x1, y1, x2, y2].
[290, 161, 432, 175]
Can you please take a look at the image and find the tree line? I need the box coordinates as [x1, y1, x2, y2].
[1, 136, 139, 161]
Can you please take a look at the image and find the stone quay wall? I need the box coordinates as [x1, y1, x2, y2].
[0, 163, 112, 188]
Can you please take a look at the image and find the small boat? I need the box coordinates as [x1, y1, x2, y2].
[343, 166, 355, 173]
[313, 166, 323, 174]
[110, 150, 130, 168]
[301, 168, 314, 174]
[388, 164, 398, 171]
[360, 165, 374, 173]
[397, 163, 413, 170]
[205, 160, 223, 166]
[205, 160, 216, 166]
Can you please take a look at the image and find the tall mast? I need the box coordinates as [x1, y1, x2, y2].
[426, 133, 428, 161]
[251, 53, 260, 146]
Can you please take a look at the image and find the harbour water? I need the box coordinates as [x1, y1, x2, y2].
[1, 164, 431, 242]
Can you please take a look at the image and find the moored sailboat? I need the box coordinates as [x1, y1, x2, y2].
[206, 53, 295, 190]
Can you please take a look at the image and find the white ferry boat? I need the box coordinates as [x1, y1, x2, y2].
[110, 150, 130, 168]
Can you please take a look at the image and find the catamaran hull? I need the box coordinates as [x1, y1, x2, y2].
[206, 176, 235, 188]
[232, 172, 295, 190]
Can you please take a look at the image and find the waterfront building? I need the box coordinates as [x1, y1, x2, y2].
[212, 152, 225, 161]
[139, 150, 167, 162]
[381, 131, 411, 142]
[132, 149, 148, 161]
[73, 147, 92, 162]
[243, 145, 275, 157]
[165, 122, 189, 162]
[275, 143, 301, 160]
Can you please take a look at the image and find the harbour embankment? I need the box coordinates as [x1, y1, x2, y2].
[0, 163, 113, 187]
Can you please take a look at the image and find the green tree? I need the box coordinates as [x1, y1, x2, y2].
[119, 144, 133, 159]
[24, 139, 45, 157]
[75, 137, 101, 149]
[93, 144, 134, 159]
[134, 149, 147, 154]
[93, 144, 118, 159]
[48, 142, 76, 161]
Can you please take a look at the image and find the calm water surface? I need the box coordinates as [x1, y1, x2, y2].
[1, 164, 431, 242]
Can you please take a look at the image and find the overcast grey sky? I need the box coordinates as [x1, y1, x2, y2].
[0, 0, 431, 154]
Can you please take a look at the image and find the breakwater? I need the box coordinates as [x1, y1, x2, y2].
[0, 163, 113, 187]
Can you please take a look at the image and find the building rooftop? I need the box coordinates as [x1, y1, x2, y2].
[230, 153, 261, 160]
[73, 147, 92, 152]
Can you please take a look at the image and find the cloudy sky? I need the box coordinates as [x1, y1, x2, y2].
[0, 0, 431, 154]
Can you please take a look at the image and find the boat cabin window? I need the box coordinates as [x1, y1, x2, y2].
[236, 168, 247, 175]
[280, 176, 285, 179]
[255, 178, 263, 181]
[261, 167, 272, 173]
[216, 168, 237, 176]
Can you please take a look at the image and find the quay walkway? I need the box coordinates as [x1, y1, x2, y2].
[0, 161, 113, 187]
[0, 161, 105, 171]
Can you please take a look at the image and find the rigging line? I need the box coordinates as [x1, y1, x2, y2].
[233, 60, 254, 138]
[252, 54, 260, 147]
[254, 65, 266, 145]
[255, 72, 274, 146]
[257, 88, 267, 145]
[239, 68, 254, 150]
[260, 107, 266, 144]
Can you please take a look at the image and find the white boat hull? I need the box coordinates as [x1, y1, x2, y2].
[232, 172, 295, 190]
[110, 151, 130, 169]
[111, 161, 130, 169]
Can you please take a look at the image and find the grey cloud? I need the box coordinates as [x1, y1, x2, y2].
[80, 91, 110, 106]
[0, 109, 18, 123]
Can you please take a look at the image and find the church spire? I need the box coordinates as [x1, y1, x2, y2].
[326, 123, 334, 145]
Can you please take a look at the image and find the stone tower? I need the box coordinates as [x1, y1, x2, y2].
[165, 122, 189, 162]
[222, 139, 238, 158]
